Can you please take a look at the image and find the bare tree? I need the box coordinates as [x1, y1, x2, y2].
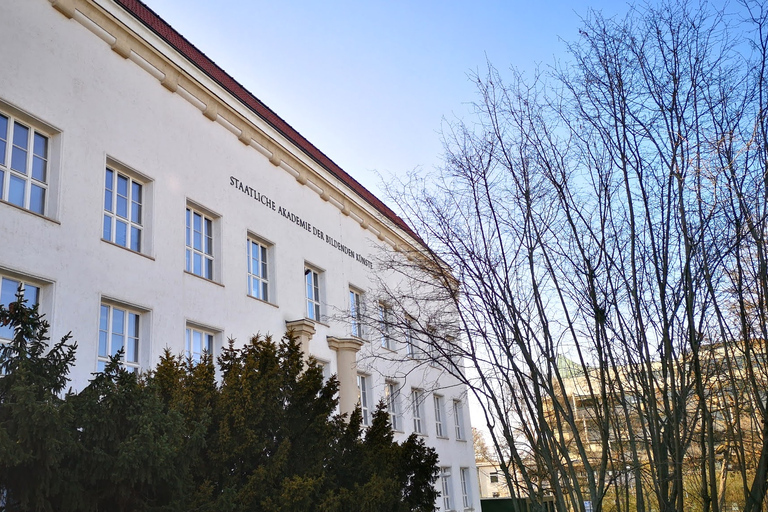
[372, 2, 768, 512]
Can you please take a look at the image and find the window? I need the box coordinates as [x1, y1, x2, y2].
[350, 288, 363, 337]
[247, 237, 270, 301]
[305, 266, 321, 321]
[405, 316, 416, 357]
[434, 394, 445, 437]
[379, 303, 392, 350]
[0, 276, 40, 341]
[185, 326, 214, 363]
[103, 167, 143, 252]
[490, 472, 499, 484]
[453, 399, 465, 440]
[98, 303, 141, 373]
[357, 374, 370, 426]
[318, 360, 332, 383]
[186, 206, 214, 279]
[460, 468, 472, 509]
[0, 111, 48, 215]
[412, 388, 426, 434]
[385, 381, 401, 431]
[441, 467, 453, 511]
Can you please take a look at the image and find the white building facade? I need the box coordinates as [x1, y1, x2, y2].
[0, 0, 478, 510]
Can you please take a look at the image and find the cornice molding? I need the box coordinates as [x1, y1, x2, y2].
[49, 0, 424, 257]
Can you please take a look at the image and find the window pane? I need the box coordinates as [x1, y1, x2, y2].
[112, 308, 125, 335]
[128, 313, 139, 338]
[0, 114, 7, 155]
[0, 170, 4, 198]
[117, 174, 128, 196]
[12, 123, 28, 149]
[205, 258, 213, 279]
[204, 334, 213, 354]
[261, 282, 268, 302]
[32, 156, 46, 182]
[194, 253, 202, 275]
[25, 285, 39, 305]
[11, 146, 27, 173]
[127, 337, 138, 363]
[193, 330, 202, 355]
[33, 133, 47, 158]
[115, 220, 127, 247]
[103, 214, 112, 240]
[98, 331, 108, 357]
[131, 199, 141, 224]
[116, 193, 128, 218]
[130, 227, 141, 252]
[111, 332, 124, 357]
[29, 184, 44, 214]
[8, 174, 25, 207]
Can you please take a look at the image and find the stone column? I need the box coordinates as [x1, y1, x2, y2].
[327, 336, 364, 417]
[285, 318, 316, 360]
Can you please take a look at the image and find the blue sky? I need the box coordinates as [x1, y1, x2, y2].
[144, 0, 633, 197]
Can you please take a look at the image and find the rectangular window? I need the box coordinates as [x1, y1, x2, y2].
[305, 266, 321, 321]
[103, 168, 143, 252]
[350, 288, 363, 337]
[0, 112, 48, 215]
[186, 206, 214, 279]
[247, 238, 270, 301]
[412, 388, 425, 434]
[441, 467, 453, 511]
[490, 472, 499, 484]
[379, 303, 392, 350]
[357, 374, 370, 426]
[185, 326, 214, 363]
[453, 399, 465, 440]
[434, 394, 445, 437]
[0, 276, 40, 341]
[98, 303, 141, 373]
[385, 381, 401, 431]
[405, 316, 416, 357]
[460, 467, 472, 509]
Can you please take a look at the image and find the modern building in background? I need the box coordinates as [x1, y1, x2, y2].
[0, 0, 478, 509]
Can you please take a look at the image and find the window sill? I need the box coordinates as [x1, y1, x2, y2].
[183, 270, 224, 287]
[247, 294, 278, 308]
[101, 238, 155, 260]
[304, 317, 330, 328]
[436, 435, 450, 440]
[0, 199, 60, 224]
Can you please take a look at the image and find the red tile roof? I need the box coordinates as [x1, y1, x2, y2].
[113, 0, 421, 244]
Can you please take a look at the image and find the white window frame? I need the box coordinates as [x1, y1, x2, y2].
[385, 381, 402, 431]
[0, 275, 41, 342]
[305, 265, 322, 321]
[0, 108, 50, 215]
[460, 467, 472, 509]
[379, 303, 393, 350]
[247, 236, 271, 302]
[185, 324, 215, 363]
[98, 302, 142, 373]
[318, 359, 332, 383]
[441, 467, 454, 511]
[350, 287, 363, 338]
[405, 316, 417, 357]
[434, 394, 446, 438]
[103, 163, 147, 253]
[453, 399, 466, 440]
[357, 374, 371, 426]
[412, 388, 426, 434]
[185, 202, 217, 280]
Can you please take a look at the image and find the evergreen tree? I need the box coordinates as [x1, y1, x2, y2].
[0, 299, 440, 511]
[0, 290, 76, 511]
